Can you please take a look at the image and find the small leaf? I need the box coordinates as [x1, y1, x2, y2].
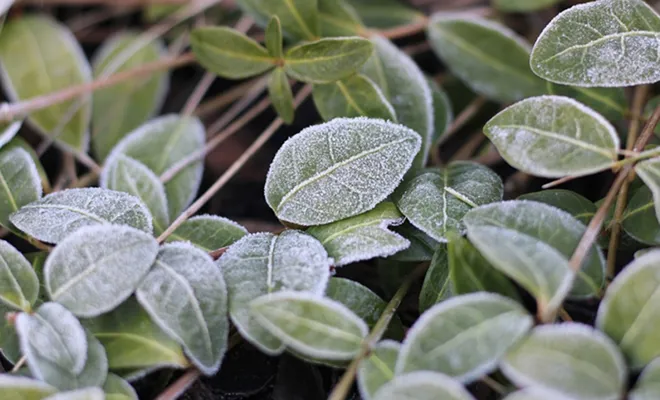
[216, 230, 332, 355]
[307, 202, 409, 266]
[428, 78, 453, 145]
[251, 291, 368, 360]
[318, 0, 364, 37]
[265, 118, 421, 226]
[312, 74, 396, 121]
[0, 239, 39, 311]
[0, 375, 57, 399]
[518, 189, 596, 225]
[419, 245, 452, 313]
[10, 188, 153, 244]
[373, 371, 476, 400]
[265, 16, 283, 58]
[0, 120, 21, 149]
[397, 293, 532, 382]
[622, 185, 660, 245]
[103, 374, 137, 400]
[484, 96, 620, 178]
[530, 0, 660, 87]
[501, 323, 627, 400]
[393, 162, 503, 242]
[636, 157, 660, 224]
[0, 147, 42, 231]
[45, 388, 105, 400]
[45, 225, 158, 317]
[0, 303, 20, 363]
[136, 243, 229, 375]
[0, 15, 91, 151]
[166, 214, 247, 252]
[236, 0, 319, 41]
[347, 0, 423, 29]
[389, 223, 439, 262]
[494, 0, 561, 12]
[630, 358, 660, 400]
[191, 26, 275, 79]
[357, 340, 400, 400]
[268, 68, 295, 124]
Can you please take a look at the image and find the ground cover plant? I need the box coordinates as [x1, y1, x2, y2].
[2, 0, 660, 398]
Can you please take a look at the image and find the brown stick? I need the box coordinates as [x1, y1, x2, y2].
[154, 369, 202, 400]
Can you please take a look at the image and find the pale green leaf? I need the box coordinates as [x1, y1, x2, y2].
[346, 0, 423, 29]
[0, 375, 56, 400]
[503, 388, 572, 400]
[0, 147, 41, 231]
[0, 239, 38, 311]
[518, 189, 596, 225]
[236, 0, 319, 41]
[318, 0, 364, 37]
[44, 388, 104, 400]
[165, 214, 247, 252]
[419, 245, 451, 313]
[622, 185, 660, 245]
[5, 137, 50, 194]
[0, 121, 21, 149]
[0, 303, 20, 363]
[428, 78, 453, 145]
[547, 83, 627, 121]
[265, 118, 421, 226]
[103, 374, 137, 400]
[268, 67, 295, 124]
[636, 157, 660, 223]
[373, 371, 476, 400]
[494, 0, 561, 12]
[357, 340, 400, 400]
[312, 74, 396, 121]
[265, 16, 283, 58]
[389, 223, 439, 262]
[630, 358, 660, 400]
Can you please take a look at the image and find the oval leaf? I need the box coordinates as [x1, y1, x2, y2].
[373, 371, 476, 400]
[622, 185, 660, 245]
[0, 239, 38, 311]
[165, 214, 247, 252]
[237, 0, 319, 41]
[103, 374, 138, 400]
[0, 147, 42, 231]
[518, 189, 596, 225]
[268, 67, 295, 124]
[265, 16, 283, 58]
[357, 340, 400, 400]
[0, 375, 56, 399]
[45, 388, 105, 400]
[635, 157, 660, 224]
[312, 74, 396, 121]
[504, 388, 572, 400]
[347, 0, 422, 30]
[630, 358, 660, 400]
[419, 245, 452, 313]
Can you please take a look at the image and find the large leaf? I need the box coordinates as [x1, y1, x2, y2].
[136, 243, 228, 375]
[518, 189, 596, 225]
[0, 239, 38, 311]
[0, 147, 41, 231]
[396, 293, 532, 383]
[393, 162, 503, 242]
[312, 74, 396, 121]
[45, 225, 158, 317]
[103, 374, 138, 400]
[357, 340, 400, 400]
[636, 157, 660, 224]
[237, 0, 319, 41]
[216, 230, 331, 355]
[92, 33, 168, 161]
[0, 15, 91, 151]
[501, 323, 627, 400]
[373, 371, 476, 400]
[622, 185, 660, 245]
[165, 214, 247, 252]
[5, 136, 50, 193]
[484, 96, 620, 178]
[419, 245, 451, 313]
[630, 358, 660, 400]
[10, 187, 153, 244]
[265, 118, 421, 226]
[268, 67, 295, 124]
[0, 375, 57, 399]
[530, 0, 660, 87]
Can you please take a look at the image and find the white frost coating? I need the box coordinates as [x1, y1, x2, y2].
[635, 158, 660, 223]
[0, 1, 14, 16]
[0, 239, 39, 311]
[265, 117, 421, 226]
[530, 0, 660, 87]
[501, 323, 627, 400]
[357, 340, 401, 400]
[250, 291, 368, 360]
[103, 373, 138, 400]
[0, 120, 21, 149]
[0, 147, 42, 226]
[216, 230, 332, 355]
[45, 387, 105, 400]
[395, 292, 532, 383]
[44, 225, 158, 317]
[630, 357, 660, 400]
[0, 374, 56, 394]
[503, 388, 573, 400]
[372, 371, 476, 400]
[167, 214, 248, 251]
[136, 242, 228, 376]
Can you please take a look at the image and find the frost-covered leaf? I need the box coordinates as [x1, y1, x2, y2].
[547, 84, 627, 121]
[0, 375, 57, 399]
[251, 291, 368, 360]
[390, 223, 439, 262]
[307, 202, 409, 266]
[5, 137, 50, 194]
[502, 323, 627, 400]
[362, 36, 433, 169]
[45, 387, 105, 400]
[0, 147, 41, 231]
[622, 185, 660, 245]
[92, 33, 168, 161]
[45, 225, 158, 317]
[373, 371, 476, 400]
[427, 15, 545, 103]
[393, 162, 503, 242]
[166, 214, 247, 252]
[494, 0, 561, 12]
[347, 0, 423, 29]
[312, 74, 396, 121]
[318, 0, 364, 37]
[216, 230, 331, 355]
[0, 239, 38, 311]
[265, 118, 421, 226]
[101, 154, 169, 234]
[104, 373, 137, 400]
[265, 16, 283, 58]
[357, 340, 399, 400]
[136, 243, 228, 375]
[0, 121, 21, 149]
[0, 0, 13, 17]
[283, 37, 373, 84]
[518, 189, 596, 225]
[419, 245, 451, 313]
[237, 0, 319, 41]
[484, 96, 620, 178]
[10, 188, 152, 244]
[630, 358, 660, 400]
[530, 0, 660, 87]
[503, 388, 572, 400]
[636, 157, 660, 224]
[397, 293, 532, 382]
[428, 78, 453, 145]
[0, 303, 20, 362]
[106, 114, 205, 220]
[268, 68, 295, 124]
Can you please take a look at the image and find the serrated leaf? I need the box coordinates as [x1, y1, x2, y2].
[502, 323, 627, 400]
[166, 214, 247, 252]
[103, 374, 137, 400]
[636, 157, 660, 224]
[268, 68, 295, 124]
[0, 239, 38, 311]
[389, 223, 439, 262]
[106, 114, 205, 220]
[216, 230, 332, 355]
[373, 371, 476, 400]
[237, 0, 319, 41]
[284, 37, 373, 84]
[312, 74, 396, 121]
[265, 16, 283, 58]
[397, 293, 532, 382]
[494, 0, 561, 12]
[45, 225, 158, 317]
[0, 15, 91, 151]
[191, 26, 275, 80]
[518, 189, 596, 225]
[101, 154, 169, 234]
[265, 118, 421, 226]
[45, 388, 105, 400]
[0, 375, 57, 399]
[136, 243, 228, 375]
[419, 245, 451, 313]
[0, 147, 42, 232]
[530, 0, 660, 87]
[362, 36, 433, 169]
[357, 340, 399, 400]
[547, 83, 627, 121]
[307, 202, 409, 266]
[10, 188, 152, 244]
[251, 291, 368, 360]
[0, 303, 20, 363]
[394, 162, 503, 242]
[484, 96, 619, 178]
[318, 0, 364, 37]
[428, 78, 453, 145]
[630, 358, 660, 400]
[92, 33, 168, 161]
[622, 185, 660, 245]
[346, 0, 423, 29]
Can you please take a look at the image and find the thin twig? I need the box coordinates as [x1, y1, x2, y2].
[369, 16, 429, 39]
[10, 356, 26, 373]
[19, 0, 192, 4]
[195, 77, 263, 118]
[154, 369, 202, 400]
[183, 72, 216, 116]
[431, 96, 487, 165]
[205, 76, 269, 136]
[480, 376, 507, 396]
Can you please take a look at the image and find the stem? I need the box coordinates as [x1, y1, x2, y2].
[18, 0, 200, 5]
[10, 356, 26, 373]
[154, 369, 202, 400]
[182, 72, 216, 116]
[431, 96, 487, 165]
[195, 77, 263, 118]
[480, 376, 507, 395]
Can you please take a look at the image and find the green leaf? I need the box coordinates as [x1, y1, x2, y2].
[494, 0, 561, 12]
[165, 214, 247, 252]
[0, 147, 41, 232]
[419, 245, 451, 313]
[622, 185, 660, 245]
[318, 0, 364, 37]
[372, 371, 476, 400]
[357, 340, 400, 400]
[251, 291, 368, 360]
[636, 157, 660, 224]
[45, 388, 105, 400]
[101, 154, 169, 235]
[501, 323, 627, 400]
[393, 162, 503, 242]
[596, 250, 660, 369]
[0, 15, 91, 151]
[5, 137, 50, 194]
[504, 388, 575, 400]
[0, 121, 21, 149]
[103, 374, 137, 400]
[530, 0, 660, 87]
[136, 243, 228, 375]
[484, 96, 620, 178]
[45, 225, 158, 317]
[362, 36, 433, 169]
[346, 0, 423, 29]
[0, 375, 57, 400]
[389, 223, 439, 262]
[427, 15, 545, 103]
[518, 189, 596, 225]
[284, 37, 373, 84]
[547, 83, 627, 121]
[307, 202, 409, 266]
[265, 16, 283, 58]
[0, 239, 38, 311]
[428, 78, 453, 146]
[312, 74, 396, 121]
[0, 303, 20, 363]
[265, 118, 421, 226]
[236, 0, 319, 41]
[397, 293, 532, 382]
[190, 26, 275, 79]
[107, 114, 205, 220]
[216, 230, 331, 355]
[268, 68, 295, 124]
[92, 33, 168, 161]
[630, 358, 660, 400]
